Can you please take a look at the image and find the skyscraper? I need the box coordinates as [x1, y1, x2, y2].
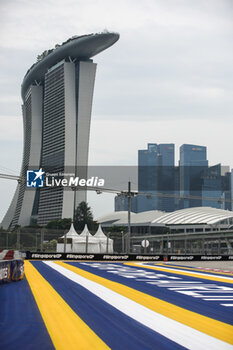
[137, 143, 160, 212]
[115, 142, 232, 214]
[157, 144, 175, 211]
[138, 143, 175, 212]
[138, 143, 174, 191]
[115, 143, 175, 213]
[2, 32, 119, 229]
[179, 144, 208, 208]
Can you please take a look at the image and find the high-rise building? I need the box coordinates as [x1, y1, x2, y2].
[115, 142, 232, 214]
[157, 144, 175, 211]
[138, 143, 159, 192]
[201, 164, 222, 209]
[179, 144, 208, 208]
[219, 167, 232, 211]
[2, 32, 119, 229]
[115, 143, 175, 213]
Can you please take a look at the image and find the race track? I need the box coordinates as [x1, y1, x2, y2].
[1, 261, 233, 349]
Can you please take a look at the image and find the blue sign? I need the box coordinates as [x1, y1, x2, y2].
[26, 169, 44, 188]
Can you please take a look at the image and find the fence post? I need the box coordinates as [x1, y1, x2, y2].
[6, 232, 8, 249]
[85, 234, 89, 254]
[41, 228, 45, 252]
[16, 228, 20, 250]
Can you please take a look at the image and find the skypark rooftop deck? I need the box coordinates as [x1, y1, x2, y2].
[21, 31, 119, 98]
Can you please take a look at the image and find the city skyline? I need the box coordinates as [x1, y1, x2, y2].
[115, 142, 232, 214]
[1, 0, 233, 220]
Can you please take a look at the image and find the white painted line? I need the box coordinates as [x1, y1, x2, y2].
[204, 299, 233, 301]
[197, 290, 233, 293]
[44, 261, 232, 350]
[221, 304, 233, 307]
[139, 263, 233, 281]
[202, 296, 233, 298]
[152, 281, 203, 284]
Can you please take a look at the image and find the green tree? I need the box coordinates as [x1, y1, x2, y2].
[43, 239, 57, 252]
[74, 201, 97, 231]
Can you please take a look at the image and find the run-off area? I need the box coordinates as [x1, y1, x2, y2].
[1, 260, 233, 350]
[81, 262, 233, 307]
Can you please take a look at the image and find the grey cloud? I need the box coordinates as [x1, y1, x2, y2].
[1, 0, 233, 120]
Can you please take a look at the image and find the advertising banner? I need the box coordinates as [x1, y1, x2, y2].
[25, 252, 233, 261]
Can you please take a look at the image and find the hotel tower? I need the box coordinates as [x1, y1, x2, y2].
[2, 32, 119, 229]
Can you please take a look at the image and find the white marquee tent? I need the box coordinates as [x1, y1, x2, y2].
[73, 224, 101, 253]
[94, 225, 113, 253]
[56, 223, 78, 253]
[57, 224, 114, 254]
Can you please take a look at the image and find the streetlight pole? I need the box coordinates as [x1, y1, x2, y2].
[64, 230, 68, 253]
[85, 233, 89, 254]
[6, 232, 8, 249]
[106, 232, 109, 253]
[127, 181, 131, 254]
[121, 231, 124, 253]
[16, 228, 20, 250]
[41, 228, 44, 252]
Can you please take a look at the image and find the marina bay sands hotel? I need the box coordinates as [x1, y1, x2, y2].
[2, 32, 119, 229]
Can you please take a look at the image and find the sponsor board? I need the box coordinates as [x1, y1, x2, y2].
[25, 252, 233, 261]
[170, 255, 195, 261]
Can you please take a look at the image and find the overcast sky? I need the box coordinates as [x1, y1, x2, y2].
[0, 0, 233, 221]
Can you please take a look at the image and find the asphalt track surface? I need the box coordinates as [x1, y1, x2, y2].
[1, 261, 233, 350]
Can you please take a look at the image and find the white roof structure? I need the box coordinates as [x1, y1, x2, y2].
[62, 223, 79, 239]
[152, 207, 233, 225]
[117, 210, 164, 225]
[97, 207, 233, 227]
[97, 211, 162, 226]
[97, 211, 136, 225]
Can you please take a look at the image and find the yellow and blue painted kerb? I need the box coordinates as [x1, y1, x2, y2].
[1, 260, 233, 350]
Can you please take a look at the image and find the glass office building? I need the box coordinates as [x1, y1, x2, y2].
[115, 143, 175, 213]
[179, 144, 208, 208]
